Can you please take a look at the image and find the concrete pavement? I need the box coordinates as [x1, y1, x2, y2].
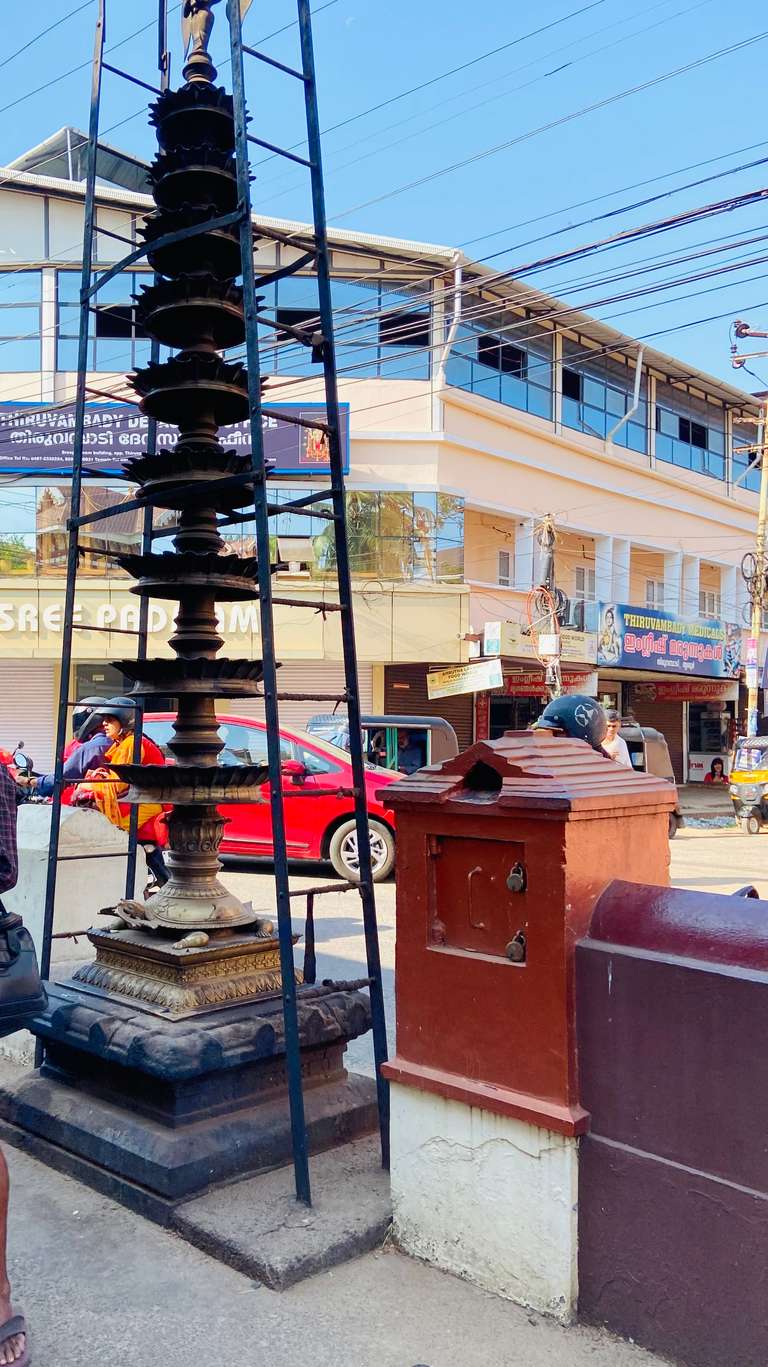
[9, 1145, 667, 1367]
[12, 830, 757, 1366]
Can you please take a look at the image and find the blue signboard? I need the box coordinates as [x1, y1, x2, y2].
[597, 602, 741, 678]
[0, 401, 350, 476]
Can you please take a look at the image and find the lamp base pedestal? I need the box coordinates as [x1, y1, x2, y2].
[0, 976, 376, 1216]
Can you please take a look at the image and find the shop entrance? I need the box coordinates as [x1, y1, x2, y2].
[688, 700, 737, 781]
[489, 694, 542, 739]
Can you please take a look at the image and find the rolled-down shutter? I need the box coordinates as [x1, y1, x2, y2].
[385, 664, 474, 751]
[627, 689, 684, 784]
[228, 662, 373, 733]
[0, 661, 56, 771]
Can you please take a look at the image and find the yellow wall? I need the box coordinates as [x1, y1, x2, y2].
[463, 509, 517, 584]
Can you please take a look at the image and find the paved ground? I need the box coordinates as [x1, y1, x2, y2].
[19, 826, 756, 1366]
[11, 1145, 666, 1367]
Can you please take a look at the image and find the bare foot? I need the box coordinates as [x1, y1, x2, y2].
[0, 1295, 26, 1364]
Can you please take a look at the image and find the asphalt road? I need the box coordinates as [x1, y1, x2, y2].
[221, 823, 765, 1076]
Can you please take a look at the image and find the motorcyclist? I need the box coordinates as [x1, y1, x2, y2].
[71, 697, 169, 891]
[16, 697, 111, 800]
[531, 694, 609, 755]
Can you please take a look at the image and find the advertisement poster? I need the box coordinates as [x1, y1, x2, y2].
[427, 658, 503, 700]
[0, 402, 350, 476]
[498, 621, 597, 665]
[596, 603, 741, 679]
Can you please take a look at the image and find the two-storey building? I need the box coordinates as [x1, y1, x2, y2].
[0, 128, 760, 781]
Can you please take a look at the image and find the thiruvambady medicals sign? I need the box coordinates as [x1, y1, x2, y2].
[0, 402, 350, 475]
[596, 603, 741, 678]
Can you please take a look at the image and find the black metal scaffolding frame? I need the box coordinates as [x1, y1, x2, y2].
[37, 0, 389, 1205]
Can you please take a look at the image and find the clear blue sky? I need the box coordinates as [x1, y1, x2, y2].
[2, 0, 768, 386]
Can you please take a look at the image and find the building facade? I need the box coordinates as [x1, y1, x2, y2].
[0, 129, 761, 780]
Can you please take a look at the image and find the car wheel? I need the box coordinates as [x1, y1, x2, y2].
[668, 813, 679, 839]
[746, 814, 762, 835]
[328, 818, 396, 882]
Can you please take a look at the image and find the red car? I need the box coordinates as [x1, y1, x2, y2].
[143, 712, 399, 882]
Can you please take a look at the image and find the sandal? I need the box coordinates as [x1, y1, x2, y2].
[0, 1315, 29, 1367]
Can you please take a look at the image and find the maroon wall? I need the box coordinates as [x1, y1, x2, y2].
[577, 881, 768, 1367]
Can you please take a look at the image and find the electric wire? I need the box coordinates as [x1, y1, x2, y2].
[260, 0, 718, 199]
[328, 29, 768, 223]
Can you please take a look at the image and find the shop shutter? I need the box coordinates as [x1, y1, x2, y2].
[228, 663, 373, 734]
[627, 690, 685, 784]
[385, 664, 474, 751]
[0, 661, 56, 772]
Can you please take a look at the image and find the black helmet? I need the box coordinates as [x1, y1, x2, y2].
[92, 696, 138, 730]
[73, 695, 109, 740]
[532, 694, 607, 752]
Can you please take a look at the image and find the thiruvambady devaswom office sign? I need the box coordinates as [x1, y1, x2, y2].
[0, 402, 350, 475]
[597, 603, 741, 678]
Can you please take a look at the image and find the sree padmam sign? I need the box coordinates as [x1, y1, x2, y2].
[0, 401, 349, 475]
[597, 602, 741, 678]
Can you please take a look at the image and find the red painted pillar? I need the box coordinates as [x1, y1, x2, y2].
[380, 731, 675, 1318]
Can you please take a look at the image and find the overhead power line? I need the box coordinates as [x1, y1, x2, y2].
[329, 28, 768, 222]
[0, 0, 95, 75]
[261, 0, 716, 198]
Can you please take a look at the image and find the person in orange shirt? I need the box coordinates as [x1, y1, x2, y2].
[73, 697, 169, 892]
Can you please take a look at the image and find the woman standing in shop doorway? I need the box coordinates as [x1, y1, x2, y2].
[72, 697, 169, 893]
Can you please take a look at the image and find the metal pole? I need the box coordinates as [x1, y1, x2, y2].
[37, 1, 105, 1054]
[297, 0, 390, 1168]
[124, 0, 168, 899]
[228, 0, 311, 1205]
[747, 397, 768, 737]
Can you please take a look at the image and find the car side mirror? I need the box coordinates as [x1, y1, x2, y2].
[281, 759, 307, 785]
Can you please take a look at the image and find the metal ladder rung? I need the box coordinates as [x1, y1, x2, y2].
[242, 44, 307, 83]
[84, 208, 244, 302]
[71, 623, 142, 636]
[101, 63, 162, 96]
[261, 407, 330, 435]
[271, 597, 343, 611]
[278, 691, 349, 702]
[247, 134, 312, 169]
[254, 251, 316, 290]
[69, 471, 261, 529]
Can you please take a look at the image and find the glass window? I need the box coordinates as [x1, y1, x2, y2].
[295, 742, 341, 776]
[733, 423, 761, 491]
[0, 273, 41, 371]
[447, 299, 552, 418]
[57, 268, 154, 372]
[264, 273, 432, 381]
[560, 341, 647, 452]
[35, 484, 145, 577]
[655, 381, 725, 481]
[216, 722, 292, 767]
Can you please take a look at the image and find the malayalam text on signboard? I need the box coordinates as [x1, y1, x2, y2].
[596, 603, 741, 679]
[427, 658, 503, 700]
[0, 402, 350, 476]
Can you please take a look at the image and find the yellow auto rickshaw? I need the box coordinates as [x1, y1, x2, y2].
[729, 736, 768, 833]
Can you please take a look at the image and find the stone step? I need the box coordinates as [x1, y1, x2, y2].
[171, 1134, 392, 1290]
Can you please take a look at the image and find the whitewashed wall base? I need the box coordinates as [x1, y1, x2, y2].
[390, 1081, 578, 1321]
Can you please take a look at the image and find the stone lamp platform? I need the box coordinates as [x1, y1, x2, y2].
[0, 977, 377, 1222]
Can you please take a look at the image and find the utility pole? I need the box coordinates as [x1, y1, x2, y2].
[731, 321, 768, 736]
[529, 515, 566, 701]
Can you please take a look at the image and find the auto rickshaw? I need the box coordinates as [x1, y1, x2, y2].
[620, 721, 685, 838]
[305, 713, 459, 775]
[728, 736, 768, 833]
